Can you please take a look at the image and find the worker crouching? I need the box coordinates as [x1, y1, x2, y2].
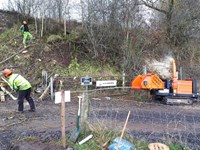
[3, 69, 35, 113]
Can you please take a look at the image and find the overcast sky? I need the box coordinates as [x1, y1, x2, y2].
[0, 0, 152, 24]
[0, 0, 81, 20]
[0, 0, 8, 9]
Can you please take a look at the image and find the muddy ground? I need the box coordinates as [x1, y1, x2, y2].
[1, 93, 200, 150]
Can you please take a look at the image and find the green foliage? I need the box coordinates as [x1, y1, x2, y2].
[68, 57, 80, 70]
[47, 34, 62, 43]
[69, 130, 118, 150]
[59, 59, 121, 78]
[73, 138, 99, 150]
[66, 130, 185, 150]
[133, 91, 149, 101]
[67, 30, 82, 42]
[133, 139, 148, 150]
[0, 45, 9, 52]
[168, 144, 189, 150]
[19, 136, 40, 142]
[17, 131, 188, 150]
[58, 57, 80, 77]
[0, 24, 20, 41]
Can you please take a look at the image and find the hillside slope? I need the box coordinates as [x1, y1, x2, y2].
[0, 19, 121, 91]
[0, 26, 71, 85]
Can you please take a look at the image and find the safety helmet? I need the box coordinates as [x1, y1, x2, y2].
[23, 21, 27, 24]
[3, 69, 12, 77]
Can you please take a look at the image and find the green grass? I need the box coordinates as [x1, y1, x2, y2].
[0, 24, 20, 42]
[65, 131, 187, 150]
[47, 34, 62, 43]
[59, 59, 121, 79]
[16, 131, 189, 150]
[65, 121, 187, 150]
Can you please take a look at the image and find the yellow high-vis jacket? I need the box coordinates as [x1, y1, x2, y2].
[8, 74, 31, 91]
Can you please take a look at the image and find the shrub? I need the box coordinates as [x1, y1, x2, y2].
[47, 35, 62, 44]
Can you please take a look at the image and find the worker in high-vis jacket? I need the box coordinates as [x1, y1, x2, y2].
[3, 69, 35, 113]
[20, 21, 33, 48]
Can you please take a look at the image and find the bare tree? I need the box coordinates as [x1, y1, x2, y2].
[63, 0, 69, 37]
[141, 0, 200, 45]
[12, 0, 34, 18]
[80, 0, 86, 27]
[81, 0, 145, 75]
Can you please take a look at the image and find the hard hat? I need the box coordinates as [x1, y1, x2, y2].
[3, 69, 12, 77]
[23, 21, 27, 24]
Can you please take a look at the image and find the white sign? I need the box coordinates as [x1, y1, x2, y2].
[96, 80, 117, 87]
[55, 91, 71, 104]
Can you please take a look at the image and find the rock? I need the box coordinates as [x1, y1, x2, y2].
[0, 119, 6, 126]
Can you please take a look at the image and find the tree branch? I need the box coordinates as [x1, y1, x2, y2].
[141, 0, 167, 14]
[0, 45, 35, 65]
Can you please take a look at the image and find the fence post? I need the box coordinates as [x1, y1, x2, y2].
[80, 88, 89, 132]
[143, 65, 147, 74]
[180, 67, 183, 80]
[50, 77, 54, 100]
[122, 72, 125, 91]
[42, 70, 48, 88]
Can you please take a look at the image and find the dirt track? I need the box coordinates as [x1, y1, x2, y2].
[0, 96, 76, 150]
[1, 95, 200, 150]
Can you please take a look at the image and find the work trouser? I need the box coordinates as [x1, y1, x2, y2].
[23, 31, 33, 46]
[18, 88, 35, 112]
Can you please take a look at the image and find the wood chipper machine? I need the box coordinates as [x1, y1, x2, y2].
[131, 59, 199, 105]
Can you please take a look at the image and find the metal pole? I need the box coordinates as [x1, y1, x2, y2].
[42, 70, 48, 88]
[122, 72, 125, 91]
[50, 77, 54, 100]
[143, 65, 147, 74]
[180, 67, 183, 80]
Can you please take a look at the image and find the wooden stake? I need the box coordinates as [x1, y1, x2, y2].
[38, 84, 50, 101]
[59, 79, 66, 149]
[116, 110, 131, 150]
[61, 90, 66, 148]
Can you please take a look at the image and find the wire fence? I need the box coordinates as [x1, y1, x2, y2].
[87, 92, 200, 149]
[47, 66, 200, 149]
[180, 66, 200, 80]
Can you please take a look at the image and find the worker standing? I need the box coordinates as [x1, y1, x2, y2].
[3, 69, 35, 113]
[20, 21, 33, 48]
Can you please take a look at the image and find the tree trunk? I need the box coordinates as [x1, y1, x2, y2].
[34, 16, 38, 34]
[41, 15, 44, 37]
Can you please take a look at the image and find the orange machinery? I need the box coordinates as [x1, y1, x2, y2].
[131, 59, 198, 105]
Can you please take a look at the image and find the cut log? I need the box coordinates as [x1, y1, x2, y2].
[0, 91, 5, 102]
[0, 86, 17, 100]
